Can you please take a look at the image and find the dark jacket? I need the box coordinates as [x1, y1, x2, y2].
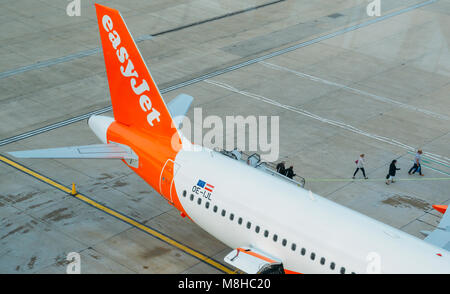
[389, 162, 400, 176]
[276, 163, 286, 175]
[285, 167, 296, 179]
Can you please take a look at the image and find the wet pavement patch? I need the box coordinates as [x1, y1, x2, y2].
[27, 256, 37, 269]
[42, 207, 74, 222]
[1, 226, 24, 240]
[0, 192, 38, 204]
[328, 13, 344, 18]
[112, 180, 128, 188]
[55, 254, 71, 267]
[139, 246, 171, 259]
[98, 173, 114, 180]
[382, 195, 430, 210]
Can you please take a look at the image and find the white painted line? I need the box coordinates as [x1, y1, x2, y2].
[0, 0, 436, 81]
[407, 151, 450, 168]
[409, 161, 450, 177]
[260, 61, 450, 121]
[204, 79, 450, 165]
[0, 0, 439, 146]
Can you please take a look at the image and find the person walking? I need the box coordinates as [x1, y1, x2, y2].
[276, 161, 286, 176]
[285, 165, 296, 179]
[352, 154, 368, 179]
[408, 149, 424, 176]
[386, 160, 400, 185]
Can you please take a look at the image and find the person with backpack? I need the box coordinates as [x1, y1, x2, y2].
[276, 161, 286, 176]
[408, 149, 424, 176]
[352, 154, 368, 179]
[386, 159, 400, 185]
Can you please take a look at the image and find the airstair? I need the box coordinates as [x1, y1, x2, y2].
[213, 148, 306, 188]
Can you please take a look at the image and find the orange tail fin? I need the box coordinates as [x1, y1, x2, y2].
[95, 4, 174, 136]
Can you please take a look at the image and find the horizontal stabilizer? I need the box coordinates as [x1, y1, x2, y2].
[424, 205, 450, 251]
[433, 205, 448, 214]
[167, 94, 193, 129]
[8, 142, 137, 160]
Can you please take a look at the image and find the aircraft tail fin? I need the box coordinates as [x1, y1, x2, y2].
[95, 4, 174, 135]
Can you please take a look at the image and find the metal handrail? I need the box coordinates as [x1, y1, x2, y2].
[213, 148, 306, 188]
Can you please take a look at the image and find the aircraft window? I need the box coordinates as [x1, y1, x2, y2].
[264, 230, 269, 237]
[282, 239, 287, 247]
[273, 234, 278, 242]
[183, 190, 187, 197]
[340, 267, 345, 274]
[330, 262, 335, 270]
[238, 217, 243, 225]
[230, 213, 234, 221]
[310, 252, 315, 260]
[213, 205, 218, 213]
[197, 198, 202, 205]
[221, 209, 226, 217]
[255, 226, 260, 233]
[301, 248, 306, 256]
[320, 257, 325, 265]
[246, 222, 251, 229]
[190, 194, 194, 201]
[205, 202, 210, 209]
[351, 272, 356, 274]
[291, 244, 296, 251]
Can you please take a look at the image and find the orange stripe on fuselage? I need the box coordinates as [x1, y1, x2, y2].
[236, 248, 302, 274]
[284, 269, 302, 274]
[106, 121, 188, 218]
[236, 248, 276, 264]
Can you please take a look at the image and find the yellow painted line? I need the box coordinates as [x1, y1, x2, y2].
[75, 193, 234, 273]
[0, 155, 72, 193]
[0, 154, 235, 274]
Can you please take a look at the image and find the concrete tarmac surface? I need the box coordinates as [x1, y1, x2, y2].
[0, 0, 449, 273]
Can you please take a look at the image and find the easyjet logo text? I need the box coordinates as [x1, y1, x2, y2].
[102, 14, 160, 127]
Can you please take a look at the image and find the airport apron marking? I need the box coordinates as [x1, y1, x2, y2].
[0, 0, 437, 147]
[0, 0, 286, 80]
[0, 154, 235, 274]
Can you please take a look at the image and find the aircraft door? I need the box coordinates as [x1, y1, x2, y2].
[159, 159, 181, 203]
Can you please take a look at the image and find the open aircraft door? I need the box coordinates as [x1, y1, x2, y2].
[224, 247, 285, 274]
[160, 159, 181, 203]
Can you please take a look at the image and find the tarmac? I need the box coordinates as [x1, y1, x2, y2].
[0, 0, 449, 273]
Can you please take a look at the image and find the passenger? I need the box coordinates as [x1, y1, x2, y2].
[285, 166, 296, 179]
[276, 161, 286, 175]
[408, 149, 424, 176]
[386, 160, 400, 185]
[352, 154, 368, 179]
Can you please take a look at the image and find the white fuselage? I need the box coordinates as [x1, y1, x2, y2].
[173, 145, 450, 274]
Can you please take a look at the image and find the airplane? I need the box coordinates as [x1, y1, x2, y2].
[8, 4, 450, 274]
